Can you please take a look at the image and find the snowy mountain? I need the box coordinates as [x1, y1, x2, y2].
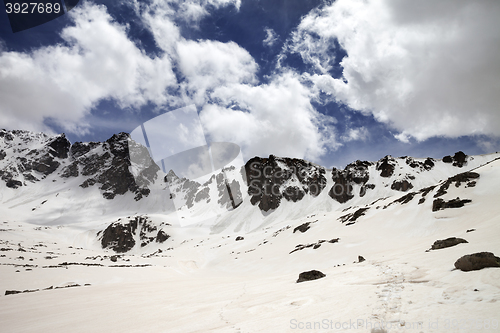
[1, 129, 499, 332]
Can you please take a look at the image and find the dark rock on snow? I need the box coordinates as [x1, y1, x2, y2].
[99, 216, 169, 252]
[290, 238, 339, 254]
[329, 160, 372, 203]
[339, 207, 369, 225]
[430, 237, 468, 250]
[391, 180, 414, 192]
[376, 156, 396, 178]
[156, 230, 170, 243]
[293, 222, 311, 233]
[245, 155, 327, 211]
[432, 197, 472, 212]
[297, 270, 326, 283]
[442, 151, 468, 168]
[454, 252, 500, 272]
[434, 171, 479, 198]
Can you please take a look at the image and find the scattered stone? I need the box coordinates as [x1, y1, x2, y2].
[434, 171, 479, 198]
[466, 229, 476, 233]
[432, 197, 472, 212]
[454, 252, 500, 271]
[339, 208, 369, 225]
[290, 238, 339, 254]
[235, 236, 244, 241]
[293, 222, 311, 233]
[297, 270, 326, 283]
[358, 255, 366, 263]
[110, 255, 118, 262]
[156, 230, 170, 243]
[430, 237, 468, 250]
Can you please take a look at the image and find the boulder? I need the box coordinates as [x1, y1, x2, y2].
[293, 222, 311, 233]
[297, 270, 326, 283]
[454, 252, 500, 272]
[430, 237, 468, 250]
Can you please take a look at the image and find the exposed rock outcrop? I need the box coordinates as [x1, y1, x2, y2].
[293, 222, 311, 233]
[454, 252, 500, 272]
[245, 155, 327, 211]
[391, 180, 414, 192]
[329, 160, 372, 203]
[339, 207, 369, 225]
[296, 270, 326, 283]
[430, 237, 468, 250]
[434, 171, 480, 198]
[432, 197, 472, 212]
[98, 216, 170, 253]
[376, 156, 396, 178]
[443, 151, 468, 167]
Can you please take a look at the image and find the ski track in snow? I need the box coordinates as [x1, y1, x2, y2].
[371, 262, 407, 332]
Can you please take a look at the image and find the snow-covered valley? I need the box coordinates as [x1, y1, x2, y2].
[1, 130, 499, 332]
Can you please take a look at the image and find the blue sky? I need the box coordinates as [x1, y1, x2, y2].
[1, 0, 499, 168]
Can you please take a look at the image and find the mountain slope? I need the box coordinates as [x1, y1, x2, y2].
[0, 133, 499, 332]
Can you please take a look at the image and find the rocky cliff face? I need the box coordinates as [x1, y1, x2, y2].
[0, 130, 69, 188]
[0, 129, 491, 216]
[2, 129, 498, 254]
[245, 155, 327, 211]
[329, 160, 373, 203]
[0, 129, 154, 200]
[98, 215, 171, 252]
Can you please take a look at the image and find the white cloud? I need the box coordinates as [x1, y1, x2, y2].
[263, 28, 278, 47]
[0, 0, 340, 164]
[342, 127, 369, 142]
[176, 39, 259, 105]
[199, 71, 339, 162]
[134, 0, 241, 29]
[288, 0, 500, 142]
[0, 2, 177, 134]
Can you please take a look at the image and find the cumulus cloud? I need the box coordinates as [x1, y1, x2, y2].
[288, 0, 500, 141]
[341, 127, 369, 143]
[176, 39, 258, 104]
[0, 0, 340, 163]
[0, 2, 177, 134]
[134, 0, 241, 29]
[135, 0, 339, 162]
[199, 71, 338, 161]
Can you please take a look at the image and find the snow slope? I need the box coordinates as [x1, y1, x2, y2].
[1, 154, 499, 332]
